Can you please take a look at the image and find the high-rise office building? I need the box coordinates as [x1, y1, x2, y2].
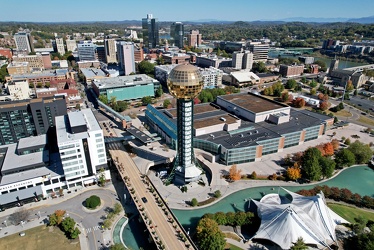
[170, 22, 184, 48]
[95, 46, 106, 62]
[232, 50, 253, 70]
[56, 109, 107, 181]
[66, 39, 77, 52]
[249, 42, 269, 62]
[142, 14, 159, 49]
[167, 64, 204, 185]
[77, 41, 96, 61]
[0, 96, 67, 145]
[187, 30, 202, 47]
[53, 38, 65, 55]
[104, 38, 117, 63]
[14, 31, 34, 54]
[117, 41, 135, 75]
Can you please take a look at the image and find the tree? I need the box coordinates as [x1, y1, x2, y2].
[286, 166, 302, 181]
[163, 99, 171, 108]
[214, 212, 227, 225]
[347, 140, 373, 164]
[229, 164, 242, 181]
[49, 210, 66, 226]
[85, 195, 101, 209]
[309, 80, 317, 88]
[98, 94, 108, 105]
[331, 139, 340, 150]
[196, 218, 226, 250]
[323, 142, 334, 156]
[98, 167, 106, 187]
[141, 96, 152, 105]
[346, 80, 354, 91]
[9, 208, 30, 225]
[155, 86, 163, 98]
[61, 217, 80, 239]
[225, 212, 236, 226]
[285, 79, 297, 89]
[293, 97, 306, 108]
[290, 237, 308, 250]
[310, 88, 316, 95]
[281, 91, 290, 102]
[319, 156, 336, 178]
[214, 190, 221, 198]
[61, 217, 75, 234]
[320, 101, 329, 111]
[113, 203, 123, 215]
[116, 101, 129, 112]
[138, 60, 155, 76]
[191, 198, 198, 207]
[252, 62, 267, 73]
[302, 148, 322, 181]
[343, 138, 351, 146]
[233, 211, 248, 226]
[335, 148, 356, 167]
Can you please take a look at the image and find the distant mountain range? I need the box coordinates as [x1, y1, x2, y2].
[186, 15, 374, 24]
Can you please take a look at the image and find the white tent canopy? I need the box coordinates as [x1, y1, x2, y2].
[252, 188, 349, 249]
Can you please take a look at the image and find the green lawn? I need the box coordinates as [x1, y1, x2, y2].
[0, 225, 80, 250]
[328, 203, 374, 223]
[225, 243, 243, 250]
[358, 115, 374, 127]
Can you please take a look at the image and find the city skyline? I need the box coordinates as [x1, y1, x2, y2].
[1, 0, 374, 22]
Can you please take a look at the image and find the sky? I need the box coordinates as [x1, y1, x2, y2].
[1, 0, 374, 22]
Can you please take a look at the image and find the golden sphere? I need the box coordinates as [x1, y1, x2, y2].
[167, 64, 204, 100]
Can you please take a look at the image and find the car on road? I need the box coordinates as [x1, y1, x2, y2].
[141, 197, 148, 203]
[361, 112, 367, 115]
[110, 133, 113, 137]
[358, 104, 362, 106]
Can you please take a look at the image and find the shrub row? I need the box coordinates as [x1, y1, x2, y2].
[297, 185, 374, 209]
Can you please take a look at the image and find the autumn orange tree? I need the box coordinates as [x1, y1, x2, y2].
[229, 164, 242, 181]
[49, 210, 66, 226]
[323, 142, 334, 156]
[286, 166, 302, 181]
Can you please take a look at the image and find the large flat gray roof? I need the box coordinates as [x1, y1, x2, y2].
[92, 74, 158, 89]
[68, 112, 86, 128]
[56, 109, 101, 144]
[218, 93, 289, 113]
[0, 143, 48, 173]
[81, 68, 107, 78]
[17, 134, 47, 150]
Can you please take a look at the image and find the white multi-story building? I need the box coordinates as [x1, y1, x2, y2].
[54, 38, 65, 55]
[6, 79, 30, 100]
[117, 41, 135, 75]
[0, 109, 110, 210]
[56, 109, 107, 181]
[200, 67, 223, 88]
[232, 50, 253, 70]
[155, 64, 222, 89]
[66, 39, 77, 52]
[248, 42, 269, 62]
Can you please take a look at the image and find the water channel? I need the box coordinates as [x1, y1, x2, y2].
[123, 165, 374, 249]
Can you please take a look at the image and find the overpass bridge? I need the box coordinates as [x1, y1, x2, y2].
[102, 125, 196, 250]
[107, 141, 196, 250]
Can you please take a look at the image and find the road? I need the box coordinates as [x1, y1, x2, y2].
[0, 188, 117, 250]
